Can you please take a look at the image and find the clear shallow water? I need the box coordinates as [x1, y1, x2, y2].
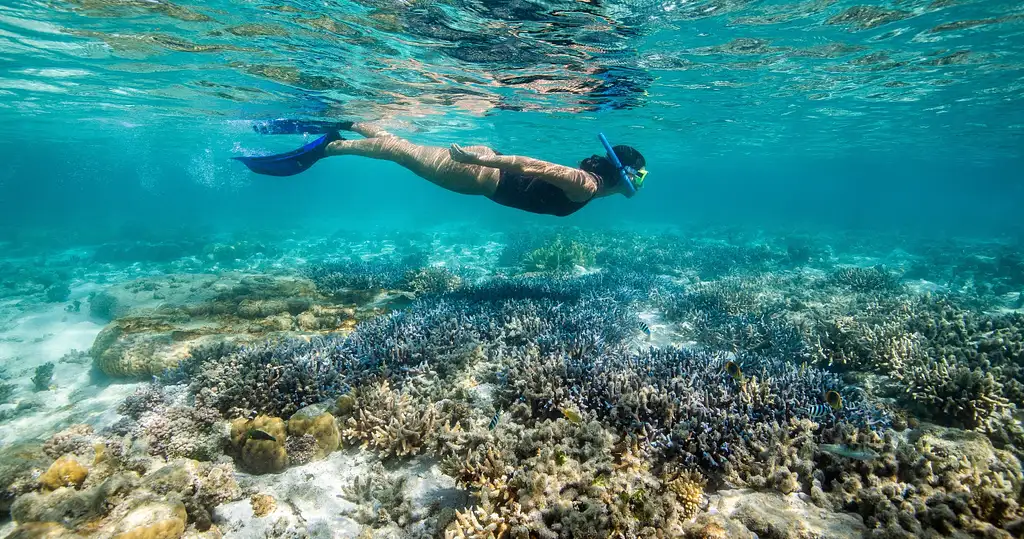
[0, 0, 1022, 237]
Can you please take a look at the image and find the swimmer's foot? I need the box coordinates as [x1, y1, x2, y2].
[234, 131, 344, 177]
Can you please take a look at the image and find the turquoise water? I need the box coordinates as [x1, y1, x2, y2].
[4, 3, 1024, 537]
[1, 0, 1022, 237]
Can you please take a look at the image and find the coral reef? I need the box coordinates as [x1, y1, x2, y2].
[7, 429, 240, 537]
[824, 425, 1023, 538]
[90, 274, 364, 379]
[7, 226, 1024, 538]
[32, 362, 55, 391]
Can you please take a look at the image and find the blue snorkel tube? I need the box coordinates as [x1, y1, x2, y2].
[598, 133, 637, 198]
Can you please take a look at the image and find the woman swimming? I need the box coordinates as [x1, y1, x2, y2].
[235, 121, 647, 217]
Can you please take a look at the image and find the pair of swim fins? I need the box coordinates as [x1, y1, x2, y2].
[232, 119, 352, 177]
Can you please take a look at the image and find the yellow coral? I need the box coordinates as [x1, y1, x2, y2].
[39, 454, 89, 490]
[250, 493, 277, 518]
[666, 469, 706, 520]
[287, 412, 340, 459]
[230, 416, 288, 474]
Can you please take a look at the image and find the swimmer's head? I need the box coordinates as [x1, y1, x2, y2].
[581, 145, 647, 194]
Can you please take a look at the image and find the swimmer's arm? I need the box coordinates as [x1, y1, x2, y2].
[449, 144, 597, 202]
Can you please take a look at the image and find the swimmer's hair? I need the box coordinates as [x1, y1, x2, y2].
[581, 145, 646, 187]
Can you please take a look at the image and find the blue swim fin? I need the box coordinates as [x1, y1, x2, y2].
[234, 131, 343, 177]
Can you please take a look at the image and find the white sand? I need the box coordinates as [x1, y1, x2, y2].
[214, 451, 464, 538]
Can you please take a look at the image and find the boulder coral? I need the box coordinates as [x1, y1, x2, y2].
[286, 408, 340, 460]
[39, 455, 89, 491]
[230, 415, 288, 474]
[109, 497, 188, 539]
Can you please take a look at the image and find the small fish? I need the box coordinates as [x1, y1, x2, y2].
[820, 443, 879, 461]
[805, 404, 834, 419]
[488, 410, 502, 430]
[724, 361, 743, 383]
[638, 320, 651, 337]
[561, 408, 583, 424]
[247, 428, 277, 442]
[825, 390, 843, 411]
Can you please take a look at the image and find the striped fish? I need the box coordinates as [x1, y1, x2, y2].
[805, 404, 834, 419]
[488, 410, 502, 430]
[638, 320, 651, 337]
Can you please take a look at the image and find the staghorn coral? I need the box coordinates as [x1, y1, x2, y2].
[896, 358, 1011, 431]
[826, 265, 904, 292]
[303, 254, 425, 296]
[499, 345, 886, 470]
[175, 271, 657, 419]
[339, 379, 456, 458]
[341, 462, 413, 528]
[117, 384, 169, 421]
[404, 266, 463, 295]
[173, 338, 355, 418]
[825, 424, 1023, 538]
[521, 235, 597, 273]
[444, 420, 704, 539]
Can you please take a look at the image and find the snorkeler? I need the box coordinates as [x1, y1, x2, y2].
[235, 120, 647, 217]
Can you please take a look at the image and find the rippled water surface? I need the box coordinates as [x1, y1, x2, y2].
[2, 0, 1022, 160]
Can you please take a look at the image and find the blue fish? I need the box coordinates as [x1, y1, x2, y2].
[488, 410, 502, 430]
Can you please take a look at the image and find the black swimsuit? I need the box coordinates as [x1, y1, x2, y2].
[487, 170, 598, 217]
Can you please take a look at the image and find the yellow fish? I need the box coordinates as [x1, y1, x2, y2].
[724, 361, 743, 383]
[561, 408, 583, 424]
[825, 390, 843, 411]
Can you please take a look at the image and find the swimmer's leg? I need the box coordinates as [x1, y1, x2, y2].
[325, 136, 500, 196]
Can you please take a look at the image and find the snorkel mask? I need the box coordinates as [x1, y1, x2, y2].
[598, 133, 646, 198]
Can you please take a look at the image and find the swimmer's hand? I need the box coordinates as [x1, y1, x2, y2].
[449, 143, 483, 165]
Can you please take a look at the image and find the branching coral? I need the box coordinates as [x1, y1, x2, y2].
[827, 265, 904, 292]
[521, 235, 597, 273]
[404, 266, 462, 295]
[341, 462, 413, 528]
[896, 358, 1011, 430]
[826, 425, 1023, 538]
[339, 379, 458, 458]
[32, 362, 55, 392]
[303, 254, 426, 295]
